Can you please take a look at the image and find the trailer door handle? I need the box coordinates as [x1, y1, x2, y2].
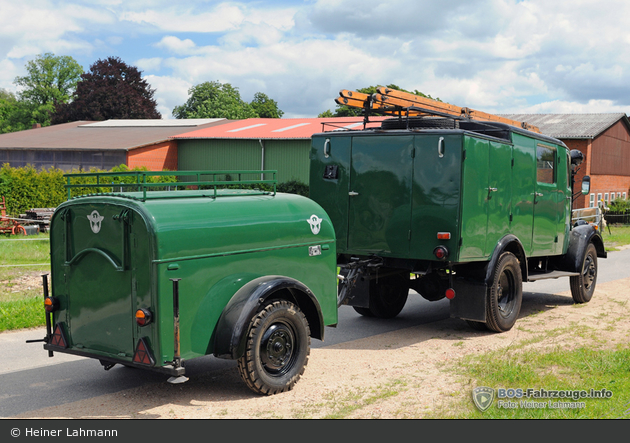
[349, 191, 359, 196]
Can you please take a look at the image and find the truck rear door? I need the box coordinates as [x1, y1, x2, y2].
[347, 135, 414, 256]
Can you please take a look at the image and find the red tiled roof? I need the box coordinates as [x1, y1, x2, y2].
[171, 117, 387, 140]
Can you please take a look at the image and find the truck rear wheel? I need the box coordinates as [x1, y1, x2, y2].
[237, 300, 310, 395]
[570, 243, 597, 303]
[486, 252, 522, 332]
[353, 272, 409, 319]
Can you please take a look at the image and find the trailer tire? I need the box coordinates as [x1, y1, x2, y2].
[486, 252, 522, 332]
[237, 300, 310, 395]
[570, 243, 597, 304]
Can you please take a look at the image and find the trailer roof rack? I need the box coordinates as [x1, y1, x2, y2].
[64, 170, 278, 202]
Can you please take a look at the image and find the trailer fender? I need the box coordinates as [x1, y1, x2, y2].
[484, 234, 528, 285]
[213, 276, 324, 360]
[554, 224, 607, 272]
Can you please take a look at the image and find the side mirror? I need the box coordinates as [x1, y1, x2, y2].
[581, 175, 590, 195]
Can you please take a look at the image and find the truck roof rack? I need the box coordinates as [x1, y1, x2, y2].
[64, 170, 278, 201]
[335, 86, 540, 134]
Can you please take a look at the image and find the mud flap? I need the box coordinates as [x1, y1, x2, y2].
[449, 278, 487, 322]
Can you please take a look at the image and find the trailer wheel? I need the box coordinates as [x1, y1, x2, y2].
[570, 243, 597, 304]
[237, 300, 310, 395]
[486, 252, 522, 332]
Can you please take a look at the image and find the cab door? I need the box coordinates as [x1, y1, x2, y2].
[532, 144, 561, 256]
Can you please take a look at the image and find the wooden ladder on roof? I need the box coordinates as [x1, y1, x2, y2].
[335, 86, 540, 133]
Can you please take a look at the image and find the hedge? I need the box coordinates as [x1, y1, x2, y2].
[0, 164, 310, 217]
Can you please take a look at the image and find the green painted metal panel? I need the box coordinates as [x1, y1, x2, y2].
[410, 134, 462, 261]
[263, 140, 310, 184]
[511, 133, 536, 256]
[178, 139, 261, 173]
[309, 135, 351, 253]
[178, 139, 310, 185]
[460, 137, 490, 259]
[348, 135, 414, 256]
[486, 139, 514, 257]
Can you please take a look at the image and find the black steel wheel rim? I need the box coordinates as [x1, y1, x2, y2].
[260, 322, 297, 376]
[497, 269, 516, 319]
[583, 254, 596, 289]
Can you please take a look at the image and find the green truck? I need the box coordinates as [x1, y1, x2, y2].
[35, 171, 338, 395]
[309, 87, 606, 333]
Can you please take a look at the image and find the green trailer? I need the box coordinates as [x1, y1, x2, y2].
[310, 111, 606, 333]
[36, 171, 337, 395]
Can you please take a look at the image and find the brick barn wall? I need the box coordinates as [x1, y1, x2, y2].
[127, 141, 178, 171]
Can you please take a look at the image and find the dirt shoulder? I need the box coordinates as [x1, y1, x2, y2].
[13, 274, 629, 420]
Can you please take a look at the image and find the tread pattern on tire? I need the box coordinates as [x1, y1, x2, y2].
[237, 300, 310, 395]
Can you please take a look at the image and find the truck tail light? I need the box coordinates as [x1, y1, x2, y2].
[44, 296, 60, 313]
[433, 246, 449, 260]
[445, 288, 456, 299]
[135, 308, 152, 326]
[437, 232, 451, 240]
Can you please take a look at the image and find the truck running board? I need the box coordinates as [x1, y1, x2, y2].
[527, 270, 580, 281]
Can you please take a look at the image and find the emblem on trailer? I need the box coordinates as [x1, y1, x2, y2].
[307, 214, 323, 235]
[87, 210, 105, 234]
[472, 386, 495, 412]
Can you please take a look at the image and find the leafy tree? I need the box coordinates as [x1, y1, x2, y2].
[52, 56, 161, 123]
[14, 53, 83, 106]
[0, 89, 53, 133]
[319, 84, 441, 117]
[250, 92, 284, 118]
[173, 81, 258, 120]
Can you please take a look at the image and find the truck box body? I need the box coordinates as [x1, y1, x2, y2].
[46, 188, 337, 376]
[310, 122, 571, 266]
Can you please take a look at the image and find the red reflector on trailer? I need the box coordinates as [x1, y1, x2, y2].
[133, 338, 155, 366]
[50, 323, 68, 348]
[445, 288, 456, 300]
[437, 232, 451, 240]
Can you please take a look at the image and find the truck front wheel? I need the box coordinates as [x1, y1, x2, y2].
[237, 300, 310, 395]
[570, 243, 597, 304]
[486, 252, 523, 332]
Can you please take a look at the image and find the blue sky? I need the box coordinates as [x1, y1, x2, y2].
[1, 0, 629, 119]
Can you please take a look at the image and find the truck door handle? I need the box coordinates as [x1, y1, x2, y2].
[349, 191, 359, 196]
[488, 187, 498, 192]
[534, 192, 543, 197]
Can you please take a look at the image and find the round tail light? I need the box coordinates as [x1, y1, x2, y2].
[433, 246, 449, 260]
[135, 308, 152, 327]
[44, 297, 59, 313]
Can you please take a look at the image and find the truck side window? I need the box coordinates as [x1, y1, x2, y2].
[536, 144, 556, 184]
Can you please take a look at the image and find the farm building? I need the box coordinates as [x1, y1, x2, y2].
[501, 113, 630, 209]
[170, 117, 384, 185]
[0, 118, 228, 172]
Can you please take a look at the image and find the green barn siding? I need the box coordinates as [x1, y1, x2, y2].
[177, 139, 311, 185]
[263, 140, 310, 184]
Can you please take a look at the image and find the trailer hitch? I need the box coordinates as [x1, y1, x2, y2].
[337, 257, 383, 307]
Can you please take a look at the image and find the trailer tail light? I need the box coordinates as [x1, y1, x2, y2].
[433, 246, 449, 260]
[445, 288, 456, 300]
[135, 308, 152, 327]
[437, 232, 451, 240]
[44, 296, 59, 313]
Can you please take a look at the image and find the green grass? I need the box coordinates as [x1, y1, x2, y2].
[431, 345, 630, 419]
[0, 233, 50, 331]
[602, 224, 630, 251]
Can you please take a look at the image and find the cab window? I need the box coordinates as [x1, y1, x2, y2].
[537, 144, 556, 184]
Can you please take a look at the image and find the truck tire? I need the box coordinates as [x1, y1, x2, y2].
[353, 273, 409, 319]
[570, 243, 597, 303]
[237, 300, 310, 395]
[486, 252, 522, 332]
